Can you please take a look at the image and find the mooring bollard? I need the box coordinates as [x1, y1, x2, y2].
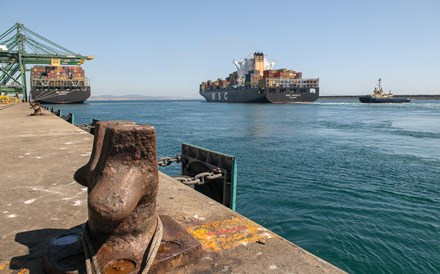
[44, 121, 202, 274]
[88, 123, 160, 273]
[30, 102, 43, 116]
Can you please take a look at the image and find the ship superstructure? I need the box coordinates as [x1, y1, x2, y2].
[199, 52, 319, 103]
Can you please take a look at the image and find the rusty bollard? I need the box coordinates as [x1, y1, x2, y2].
[30, 101, 43, 116]
[44, 121, 202, 274]
[86, 123, 160, 273]
[44, 122, 160, 274]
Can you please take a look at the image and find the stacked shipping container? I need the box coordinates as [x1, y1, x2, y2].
[200, 68, 308, 91]
[263, 69, 299, 79]
[31, 66, 85, 80]
[200, 78, 230, 91]
[31, 66, 88, 88]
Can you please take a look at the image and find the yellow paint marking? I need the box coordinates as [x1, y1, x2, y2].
[0, 262, 9, 270]
[188, 217, 272, 252]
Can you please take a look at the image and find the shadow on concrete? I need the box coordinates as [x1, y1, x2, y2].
[10, 228, 68, 273]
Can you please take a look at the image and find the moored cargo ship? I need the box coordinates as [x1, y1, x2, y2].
[30, 66, 90, 104]
[199, 52, 319, 103]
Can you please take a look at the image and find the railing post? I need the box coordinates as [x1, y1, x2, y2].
[67, 113, 74, 124]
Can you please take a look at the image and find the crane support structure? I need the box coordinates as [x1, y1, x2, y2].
[0, 23, 93, 101]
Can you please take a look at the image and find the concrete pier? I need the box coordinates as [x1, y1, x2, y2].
[0, 103, 345, 273]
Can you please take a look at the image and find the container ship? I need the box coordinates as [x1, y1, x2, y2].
[199, 52, 319, 103]
[30, 65, 90, 104]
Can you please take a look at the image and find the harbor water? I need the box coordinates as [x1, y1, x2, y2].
[53, 99, 440, 274]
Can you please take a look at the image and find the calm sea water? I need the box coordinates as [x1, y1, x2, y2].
[53, 99, 440, 274]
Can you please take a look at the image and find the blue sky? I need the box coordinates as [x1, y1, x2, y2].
[2, 0, 439, 97]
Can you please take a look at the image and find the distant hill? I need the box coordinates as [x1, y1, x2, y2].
[90, 94, 199, 101]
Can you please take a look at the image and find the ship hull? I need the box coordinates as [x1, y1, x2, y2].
[200, 87, 319, 103]
[359, 96, 411, 103]
[31, 87, 91, 104]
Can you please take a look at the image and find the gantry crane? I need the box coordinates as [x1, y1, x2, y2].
[0, 23, 93, 101]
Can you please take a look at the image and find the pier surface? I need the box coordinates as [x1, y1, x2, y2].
[0, 103, 345, 273]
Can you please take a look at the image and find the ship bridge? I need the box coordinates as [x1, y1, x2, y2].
[233, 52, 275, 79]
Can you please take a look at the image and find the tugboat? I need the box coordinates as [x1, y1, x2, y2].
[359, 78, 411, 103]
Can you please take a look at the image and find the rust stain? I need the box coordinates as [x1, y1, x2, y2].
[188, 217, 272, 252]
